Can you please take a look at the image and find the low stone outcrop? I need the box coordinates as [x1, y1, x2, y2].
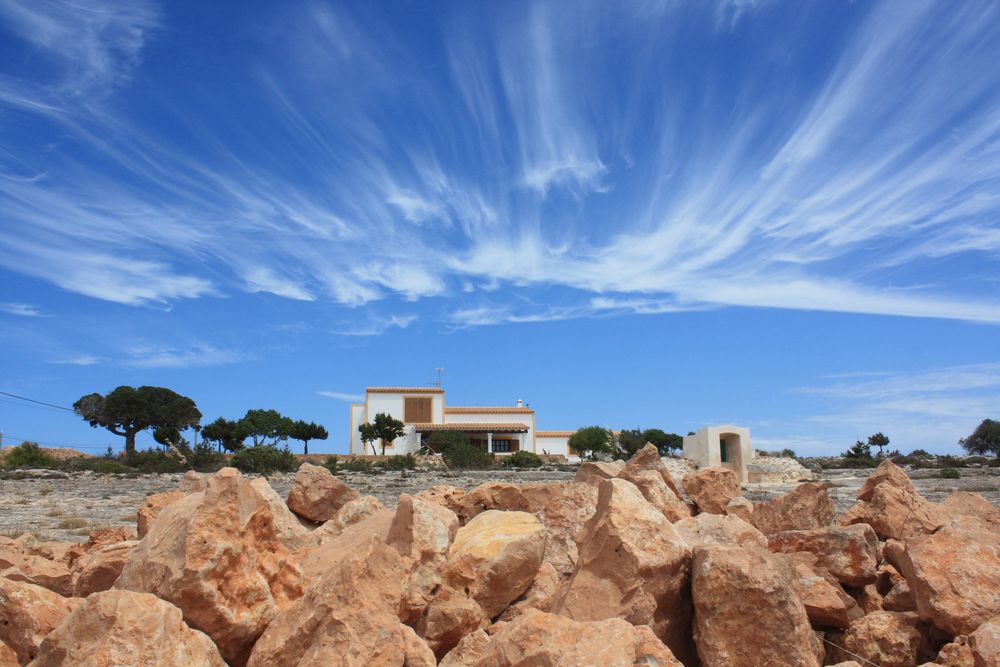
[419, 510, 546, 657]
[72, 540, 137, 597]
[136, 490, 186, 538]
[824, 611, 926, 667]
[674, 512, 767, 549]
[768, 524, 879, 587]
[248, 537, 434, 667]
[415, 484, 466, 508]
[30, 589, 225, 667]
[444, 609, 684, 667]
[0, 577, 78, 664]
[115, 468, 304, 666]
[858, 459, 917, 502]
[682, 467, 741, 514]
[750, 482, 836, 535]
[557, 478, 693, 664]
[691, 544, 822, 666]
[285, 461, 359, 522]
[897, 516, 1000, 636]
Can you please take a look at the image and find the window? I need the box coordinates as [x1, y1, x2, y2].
[404, 396, 432, 423]
[493, 439, 512, 453]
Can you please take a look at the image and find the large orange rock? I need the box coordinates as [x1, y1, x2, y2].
[884, 580, 917, 613]
[285, 461, 359, 522]
[725, 496, 754, 523]
[415, 484, 466, 509]
[824, 611, 926, 667]
[691, 544, 822, 667]
[674, 512, 767, 549]
[387, 493, 460, 624]
[0, 641, 16, 667]
[496, 561, 561, 622]
[557, 478, 693, 663]
[449, 609, 684, 667]
[940, 492, 1000, 532]
[247, 477, 314, 552]
[839, 484, 946, 541]
[30, 589, 225, 667]
[784, 552, 863, 629]
[682, 467, 740, 514]
[969, 615, 1000, 667]
[936, 638, 976, 667]
[248, 536, 435, 667]
[72, 540, 137, 597]
[620, 469, 693, 522]
[750, 482, 836, 535]
[115, 468, 304, 666]
[897, 516, 1000, 636]
[858, 459, 917, 502]
[768, 524, 879, 586]
[573, 460, 625, 486]
[0, 535, 73, 597]
[419, 510, 546, 657]
[620, 444, 683, 498]
[136, 490, 186, 538]
[297, 510, 394, 579]
[0, 577, 78, 664]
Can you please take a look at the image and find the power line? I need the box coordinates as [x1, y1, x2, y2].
[0, 391, 74, 412]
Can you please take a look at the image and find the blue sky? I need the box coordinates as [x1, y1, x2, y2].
[1, 0, 999, 455]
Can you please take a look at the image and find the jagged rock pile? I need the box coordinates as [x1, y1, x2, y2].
[1, 451, 998, 666]
[746, 452, 817, 484]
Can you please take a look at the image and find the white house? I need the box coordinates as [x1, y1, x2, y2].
[682, 425, 752, 483]
[349, 387, 580, 460]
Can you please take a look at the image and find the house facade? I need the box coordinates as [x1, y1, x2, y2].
[682, 425, 752, 483]
[349, 387, 580, 460]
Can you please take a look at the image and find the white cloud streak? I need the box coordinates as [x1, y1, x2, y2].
[0, 302, 50, 317]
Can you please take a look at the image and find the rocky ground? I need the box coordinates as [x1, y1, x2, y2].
[1, 463, 998, 542]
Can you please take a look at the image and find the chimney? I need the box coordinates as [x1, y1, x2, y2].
[516, 399, 523, 408]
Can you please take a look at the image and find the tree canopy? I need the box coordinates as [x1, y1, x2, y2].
[370, 412, 405, 456]
[960, 418, 1000, 456]
[867, 432, 890, 457]
[569, 426, 615, 459]
[616, 429, 647, 457]
[643, 429, 683, 456]
[843, 439, 871, 459]
[425, 429, 470, 455]
[73, 386, 201, 456]
[288, 420, 328, 455]
[237, 409, 293, 448]
[201, 417, 245, 453]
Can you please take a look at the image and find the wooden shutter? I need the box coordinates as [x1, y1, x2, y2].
[404, 397, 432, 423]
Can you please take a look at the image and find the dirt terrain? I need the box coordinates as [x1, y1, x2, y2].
[1, 465, 997, 542]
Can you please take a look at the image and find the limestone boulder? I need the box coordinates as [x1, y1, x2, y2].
[72, 540, 138, 597]
[674, 512, 767, 549]
[681, 467, 741, 514]
[178, 469, 211, 492]
[839, 484, 946, 541]
[620, 444, 683, 498]
[0, 577, 78, 664]
[30, 589, 225, 667]
[457, 609, 684, 667]
[940, 493, 1000, 532]
[248, 477, 314, 552]
[558, 478, 693, 664]
[0, 641, 16, 667]
[620, 469, 692, 522]
[439, 630, 491, 667]
[936, 638, 976, 667]
[750, 482, 836, 535]
[969, 616, 1000, 667]
[115, 467, 304, 666]
[691, 544, 822, 666]
[285, 461, 359, 522]
[415, 484, 466, 510]
[768, 523, 879, 587]
[825, 611, 926, 667]
[0, 536, 73, 597]
[884, 580, 918, 613]
[573, 460, 625, 486]
[496, 561, 561, 622]
[387, 494, 460, 624]
[784, 553, 863, 629]
[136, 490, 186, 538]
[419, 510, 546, 657]
[297, 510, 394, 579]
[897, 516, 1000, 636]
[333, 494, 385, 529]
[853, 584, 885, 614]
[858, 458, 917, 502]
[726, 496, 754, 523]
[248, 537, 435, 667]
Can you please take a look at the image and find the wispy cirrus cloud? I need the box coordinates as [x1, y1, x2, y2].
[0, 302, 51, 317]
[317, 390, 363, 402]
[331, 314, 417, 337]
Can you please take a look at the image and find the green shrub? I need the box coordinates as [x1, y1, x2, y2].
[835, 456, 879, 469]
[231, 445, 298, 475]
[378, 454, 417, 471]
[443, 443, 494, 470]
[503, 451, 543, 468]
[124, 449, 187, 474]
[3, 442, 58, 468]
[186, 443, 226, 472]
[940, 467, 960, 479]
[964, 456, 988, 466]
[91, 458, 126, 474]
[323, 456, 340, 475]
[342, 457, 377, 474]
[937, 455, 967, 468]
[425, 430, 470, 455]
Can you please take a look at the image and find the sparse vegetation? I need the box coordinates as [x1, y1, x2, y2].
[57, 517, 90, 530]
[2, 441, 58, 468]
[503, 451, 543, 468]
[443, 442, 494, 470]
[940, 467, 961, 479]
[73, 386, 201, 456]
[378, 454, 418, 471]
[230, 445, 298, 475]
[425, 430, 470, 455]
[568, 426, 615, 459]
[342, 457, 378, 474]
[960, 418, 1000, 457]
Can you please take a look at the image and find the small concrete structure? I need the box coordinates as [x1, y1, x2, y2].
[683, 425, 752, 484]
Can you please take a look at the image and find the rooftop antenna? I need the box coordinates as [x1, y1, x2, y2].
[433, 367, 444, 389]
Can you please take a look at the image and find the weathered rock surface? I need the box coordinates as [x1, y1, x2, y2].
[674, 512, 767, 549]
[248, 477, 313, 552]
[0, 535, 73, 597]
[0, 577, 78, 664]
[558, 478, 693, 663]
[726, 495, 754, 522]
[940, 492, 1000, 532]
[415, 484, 466, 509]
[884, 579, 918, 613]
[0, 641, 16, 667]
[621, 469, 693, 522]
[751, 482, 836, 535]
[419, 510, 546, 657]
[840, 483, 947, 541]
[136, 490, 185, 538]
[898, 516, 1000, 636]
[825, 611, 926, 667]
[768, 524, 880, 586]
[691, 544, 822, 667]
[387, 493, 459, 624]
[285, 461, 359, 522]
[573, 460, 625, 486]
[115, 468, 304, 666]
[72, 539, 137, 597]
[619, 444, 683, 498]
[682, 467, 741, 514]
[297, 510, 394, 580]
[496, 561, 561, 622]
[447, 609, 684, 667]
[29, 589, 225, 667]
[969, 615, 1000, 667]
[784, 553, 863, 629]
[858, 459, 918, 502]
[248, 536, 434, 667]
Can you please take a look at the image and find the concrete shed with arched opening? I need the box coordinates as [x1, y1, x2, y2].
[683, 425, 752, 484]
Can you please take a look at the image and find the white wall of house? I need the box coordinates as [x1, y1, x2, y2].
[349, 389, 444, 455]
[536, 432, 581, 461]
[683, 425, 752, 483]
[444, 410, 535, 452]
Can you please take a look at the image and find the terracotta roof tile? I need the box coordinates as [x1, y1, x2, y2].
[366, 387, 444, 394]
[444, 406, 535, 414]
[411, 422, 529, 433]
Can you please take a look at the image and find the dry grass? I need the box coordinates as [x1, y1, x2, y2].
[56, 517, 90, 530]
[46, 508, 64, 517]
[119, 513, 136, 522]
[0, 525, 49, 540]
[39, 487, 53, 496]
